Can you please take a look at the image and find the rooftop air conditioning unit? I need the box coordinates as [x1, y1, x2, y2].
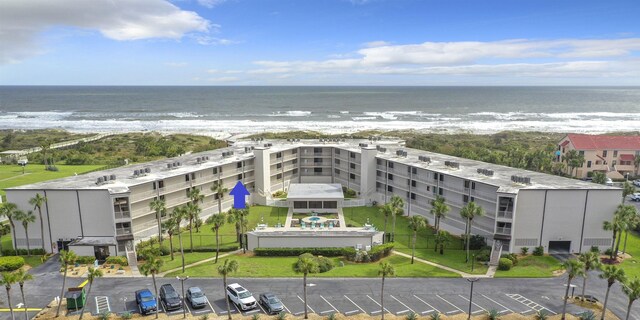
[133, 170, 139, 176]
[144, 168, 150, 174]
[167, 163, 172, 169]
[96, 177, 104, 184]
[110, 174, 116, 180]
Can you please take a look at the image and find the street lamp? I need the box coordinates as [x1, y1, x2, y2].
[176, 276, 189, 318]
[466, 278, 480, 320]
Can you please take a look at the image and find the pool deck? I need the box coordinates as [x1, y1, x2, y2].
[265, 207, 352, 232]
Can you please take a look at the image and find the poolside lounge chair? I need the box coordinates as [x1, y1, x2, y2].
[328, 222, 334, 229]
[310, 222, 315, 229]
[301, 222, 306, 229]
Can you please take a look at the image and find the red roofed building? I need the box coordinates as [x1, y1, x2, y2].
[557, 134, 640, 179]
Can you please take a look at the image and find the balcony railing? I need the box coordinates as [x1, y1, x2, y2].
[495, 227, 512, 235]
[116, 227, 132, 235]
[497, 211, 514, 219]
[114, 211, 131, 219]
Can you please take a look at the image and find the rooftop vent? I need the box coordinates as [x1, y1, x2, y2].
[444, 161, 460, 169]
[418, 155, 431, 163]
[96, 177, 104, 185]
[144, 168, 150, 174]
[133, 170, 140, 176]
[167, 163, 172, 169]
[359, 143, 368, 147]
[377, 145, 387, 153]
[511, 175, 532, 185]
[477, 168, 494, 176]
[222, 151, 235, 158]
[110, 174, 116, 181]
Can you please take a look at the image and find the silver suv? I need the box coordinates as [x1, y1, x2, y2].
[226, 283, 257, 311]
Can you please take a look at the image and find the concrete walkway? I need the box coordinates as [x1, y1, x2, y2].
[158, 250, 242, 276]
[392, 251, 496, 278]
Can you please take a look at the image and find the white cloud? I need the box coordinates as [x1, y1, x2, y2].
[197, 0, 227, 8]
[193, 35, 238, 46]
[0, 0, 211, 64]
[363, 41, 392, 48]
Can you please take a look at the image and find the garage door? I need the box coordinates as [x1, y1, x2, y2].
[548, 241, 571, 254]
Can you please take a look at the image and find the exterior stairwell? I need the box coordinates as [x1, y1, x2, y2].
[489, 240, 503, 266]
[125, 247, 137, 267]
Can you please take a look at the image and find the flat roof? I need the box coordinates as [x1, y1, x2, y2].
[287, 183, 344, 200]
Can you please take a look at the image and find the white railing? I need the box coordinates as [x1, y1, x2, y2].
[266, 199, 289, 207]
[343, 199, 365, 207]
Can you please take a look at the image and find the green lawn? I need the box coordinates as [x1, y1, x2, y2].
[0, 164, 105, 197]
[619, 230, 640, 279]
[166, 253, 459, 278]
[494, 255, 561, 278]
[343, 206, 487, 274]
[0, 234, 46, 269]
[159, 252, 217, 272]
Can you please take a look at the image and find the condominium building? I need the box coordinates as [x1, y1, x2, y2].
[6, 139, 621, 259]
[557, 134, 640, 179]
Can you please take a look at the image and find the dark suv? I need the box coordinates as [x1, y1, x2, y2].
[160, 284, 182, 311]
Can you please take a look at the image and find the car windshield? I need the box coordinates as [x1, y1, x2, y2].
[268, 298, 280, 304]
[238, 291, 252, 299]
[191, 291, 204, 298]
[141, 296, 154, 302]
[166, 292, 179, 299]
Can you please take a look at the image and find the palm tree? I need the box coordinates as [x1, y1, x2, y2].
[614, 205, 638, 255]
[599, 265, 626, 320]
[0, 203, 19, 251]
[389, 195, 404, 240]
[40, 139, 51, 166]
[460, 201, 485, 263]
[430, 196, 449, 233]
[592, 171, 607, 184]
[78, 267, 103, 320]
[149, 197, 166, 244]
[604, 204, 635, 259]
[28, 193, 47, 252]
[227, 208, 243, 244]
[293, 255, 319, 319]
[378, 261, 395, 320]
[207, 213, 226, 263]
[578, 252, 601, 301]
[161, 217, 177, 261]
[434, 230, 451, 255]
[379, 204, 393, 242]
[15, 210, 36, 256]
[211, 181, 228, 214]
[239, 208, 249, 253]
[139, 254, 164, 319]
[560, 259, 585, 320]
[408, 215, 427, 264]
[217, 259, 239, 320]
[14, 269, 32, 320]
[172, 206, 187, 273]
[622, 278, 640, 320]
[56, 250, 77, 317]
[1, 272, 17, 320]
[186, 202, 202, 253]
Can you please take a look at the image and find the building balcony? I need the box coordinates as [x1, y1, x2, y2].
[495, 227, 511, 235]
[116, 227, 132, 236]
[114, 211, 131, 220]
[470, 189, 497, 202]
[497, 211, 513, 219]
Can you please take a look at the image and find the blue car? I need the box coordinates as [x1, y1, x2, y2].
[136, 289, 157, 315]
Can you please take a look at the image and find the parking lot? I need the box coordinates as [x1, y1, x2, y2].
[80, 278, 588, 318]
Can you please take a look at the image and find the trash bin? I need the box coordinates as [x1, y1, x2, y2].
[65, 287, 86, 310]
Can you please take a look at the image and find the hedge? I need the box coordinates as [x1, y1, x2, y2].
[2, 248, 46, 256]
[105, 256, 128, 266]
[369, 243, 395, 261]
[76, 256, 96, 264]
[0, 256, 25, 271]
[498, 258, 513, 271]
[254, 247, 350, 257]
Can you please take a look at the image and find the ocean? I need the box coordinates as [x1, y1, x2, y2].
[0, 86, 639, 138]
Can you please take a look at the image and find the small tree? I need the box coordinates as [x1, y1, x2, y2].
[293, 255, 319, 319]
[162, 217, 177, 261]
[430, 196, 449, 233]
[186, 202, 201, 253]
[172, 206, 187, 273]
[560, 259, 585, 320]
[378, 261, 395, 320]
[14, 269, 33, 320]
[389, 195, 404, 240]
[139, 254, 164, 319]
[15, 210, 36, 256]
[211, 181, 228, 215]
[578, 252, 601, 301]
[207, 213, 226, 263]
[56, 250, 77, 317]
[149, 198, 166, 244]
[379, 204, 393, 242]
[460, 202, 484, 263]
[28, 193, 47, 252]
[1, 271, 17, 320]
[622, 278, 640, 320]
[217, 259, 239, 320]
[599, 265, 626, 320]
[592, 171, 607, 184]
[408, 215, 427, 264]
[0, 203, 20, 251]
[434, 230, 451, 255]
[79, 267, 103, 320]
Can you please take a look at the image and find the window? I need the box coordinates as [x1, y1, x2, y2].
[314, 168, 322, 173]
[587, 161, 592, 168]
[335, 159, 340, 165]
[276, 152, 282, 159]
[113, 197, 130, 218]
[603, 150, 608, 157]
[432, 187, 437, 194]
[411, 180, 416, 187]
[464, 180, 470, 189]
[498, 197, 514, 213]
[410, 193, 416, 200]
[438, 188, 443, 195]
[350, 173, 356, 180]
[292, 168, 298, 174]
[335, 149, 340, 155]
[323, 201, 337, 209]
[613, 160, 617, 166]
[237, 162, 242, 168]
[276, 163, 282, 169]
[463, 195, 469, 203]
[294, 201, 307, 209]
[276, 173, 282, 180]
[471, 182, 476, 189]
[335, 168, 340, 175]
[237, 174, 242, 180]
[613, 150, 618, 157]
[388, 173, 393, 180]
[376, 171, 383, 177]
[350, 152, 356, 159]
[411, 167, 417, 174]
[314, 148, 322, 153]
[433, 172, 438, 180]
[388, 162, 394, 169]
[579, 151, 585, 156]
[309, 201, 322, 209]
[426, 186, 431, 191]
[376, 182, 383, 188]
[158, 180, 164, 189]
[439, 174, 444, 182]
[292, 148, 297, 154]
[377, 159, 383, 165]
[350, 163, 356, 169]
[387, 185, 393, 192]
[185, 174, 190, 182]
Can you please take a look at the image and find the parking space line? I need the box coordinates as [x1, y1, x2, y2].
[343, 295, 366, 314]
[344, 310, 360, 315]
[366, 295, 389, 313]
[506, 294, 556, 315]
[320, 295, 339, 314]
[206, 298, 216, 314]
[458, 294, 486, 312]
[413, 295, 440, 314]
[371, 310, 382, 315]
[257, 301, 268, 314]
[184, 301, 191, 314]
[390, 295, 414, 315]
[280, 301, 291, 314]
[436, 294, 463, 313]
[245, 309, 260, 315]
[320, 310, 335, 314]
[480, 294, 512, 314]
[297, 295, 316, 314]
[396, 309, 411, 315]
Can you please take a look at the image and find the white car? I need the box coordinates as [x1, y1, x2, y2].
[605, 178, 613, 186]
[630, 193, 640, 202]
[226, 283, 257, 311]
[633, 180, 640, 187]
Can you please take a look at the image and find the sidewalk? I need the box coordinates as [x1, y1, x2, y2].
[392, 251, 496, 278]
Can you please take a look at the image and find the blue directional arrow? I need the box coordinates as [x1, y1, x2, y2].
[229, 181, 250, 209]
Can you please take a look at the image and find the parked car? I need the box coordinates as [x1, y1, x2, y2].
[135, 289, 157, 315]
[605, 178, 613, 186]
[633, 179, 640, 187]
[160, 284, 183, 311]
[259, 292, 284, 315]
[630, 193, 640, 202]
[226, 283, 257, 310]
[186, 287, 207, 309]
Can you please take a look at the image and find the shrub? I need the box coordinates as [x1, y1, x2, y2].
[486, 309, 499, 320]
[369, 243, 395, 261]
[469, 235, 487, 250]
[120, 312, 132, 320]
[501, 253, 518, 266]
[105, 256, 128, 266]
[498, 258, 513, 271]
[251, 314, 260, 320]
[578, 311, 596, 320]
[159, 245, 171, 256]
[430, 312, 441, 320]
[533, 246, 544, 256]
[1, 248, 44, 256]
[406, 312, 418, 320]
[277, 311, 287, 320]
[1, 249, 16, 256]
[520, 247, 529, 255]
[589, 246, 600, 254]
[316, 256, 335, 273]
[0, 256, 25, 271]
[76, 256, 96, 264]
[326, 313, 337, 320]
[604, 248, 613, 256]
[199, 315, 209, 320]
[272, 190, 287, 198]
[99, 311, 112, 320]
[534, 310, 549, 320]
[476, 248, 491, 262]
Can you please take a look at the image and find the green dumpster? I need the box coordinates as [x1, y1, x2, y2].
[65, 287, 86, 310]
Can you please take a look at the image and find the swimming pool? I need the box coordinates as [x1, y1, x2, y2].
[308, 217, 321, 222]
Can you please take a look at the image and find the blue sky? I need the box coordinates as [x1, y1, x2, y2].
[1, 0, 639, 85]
